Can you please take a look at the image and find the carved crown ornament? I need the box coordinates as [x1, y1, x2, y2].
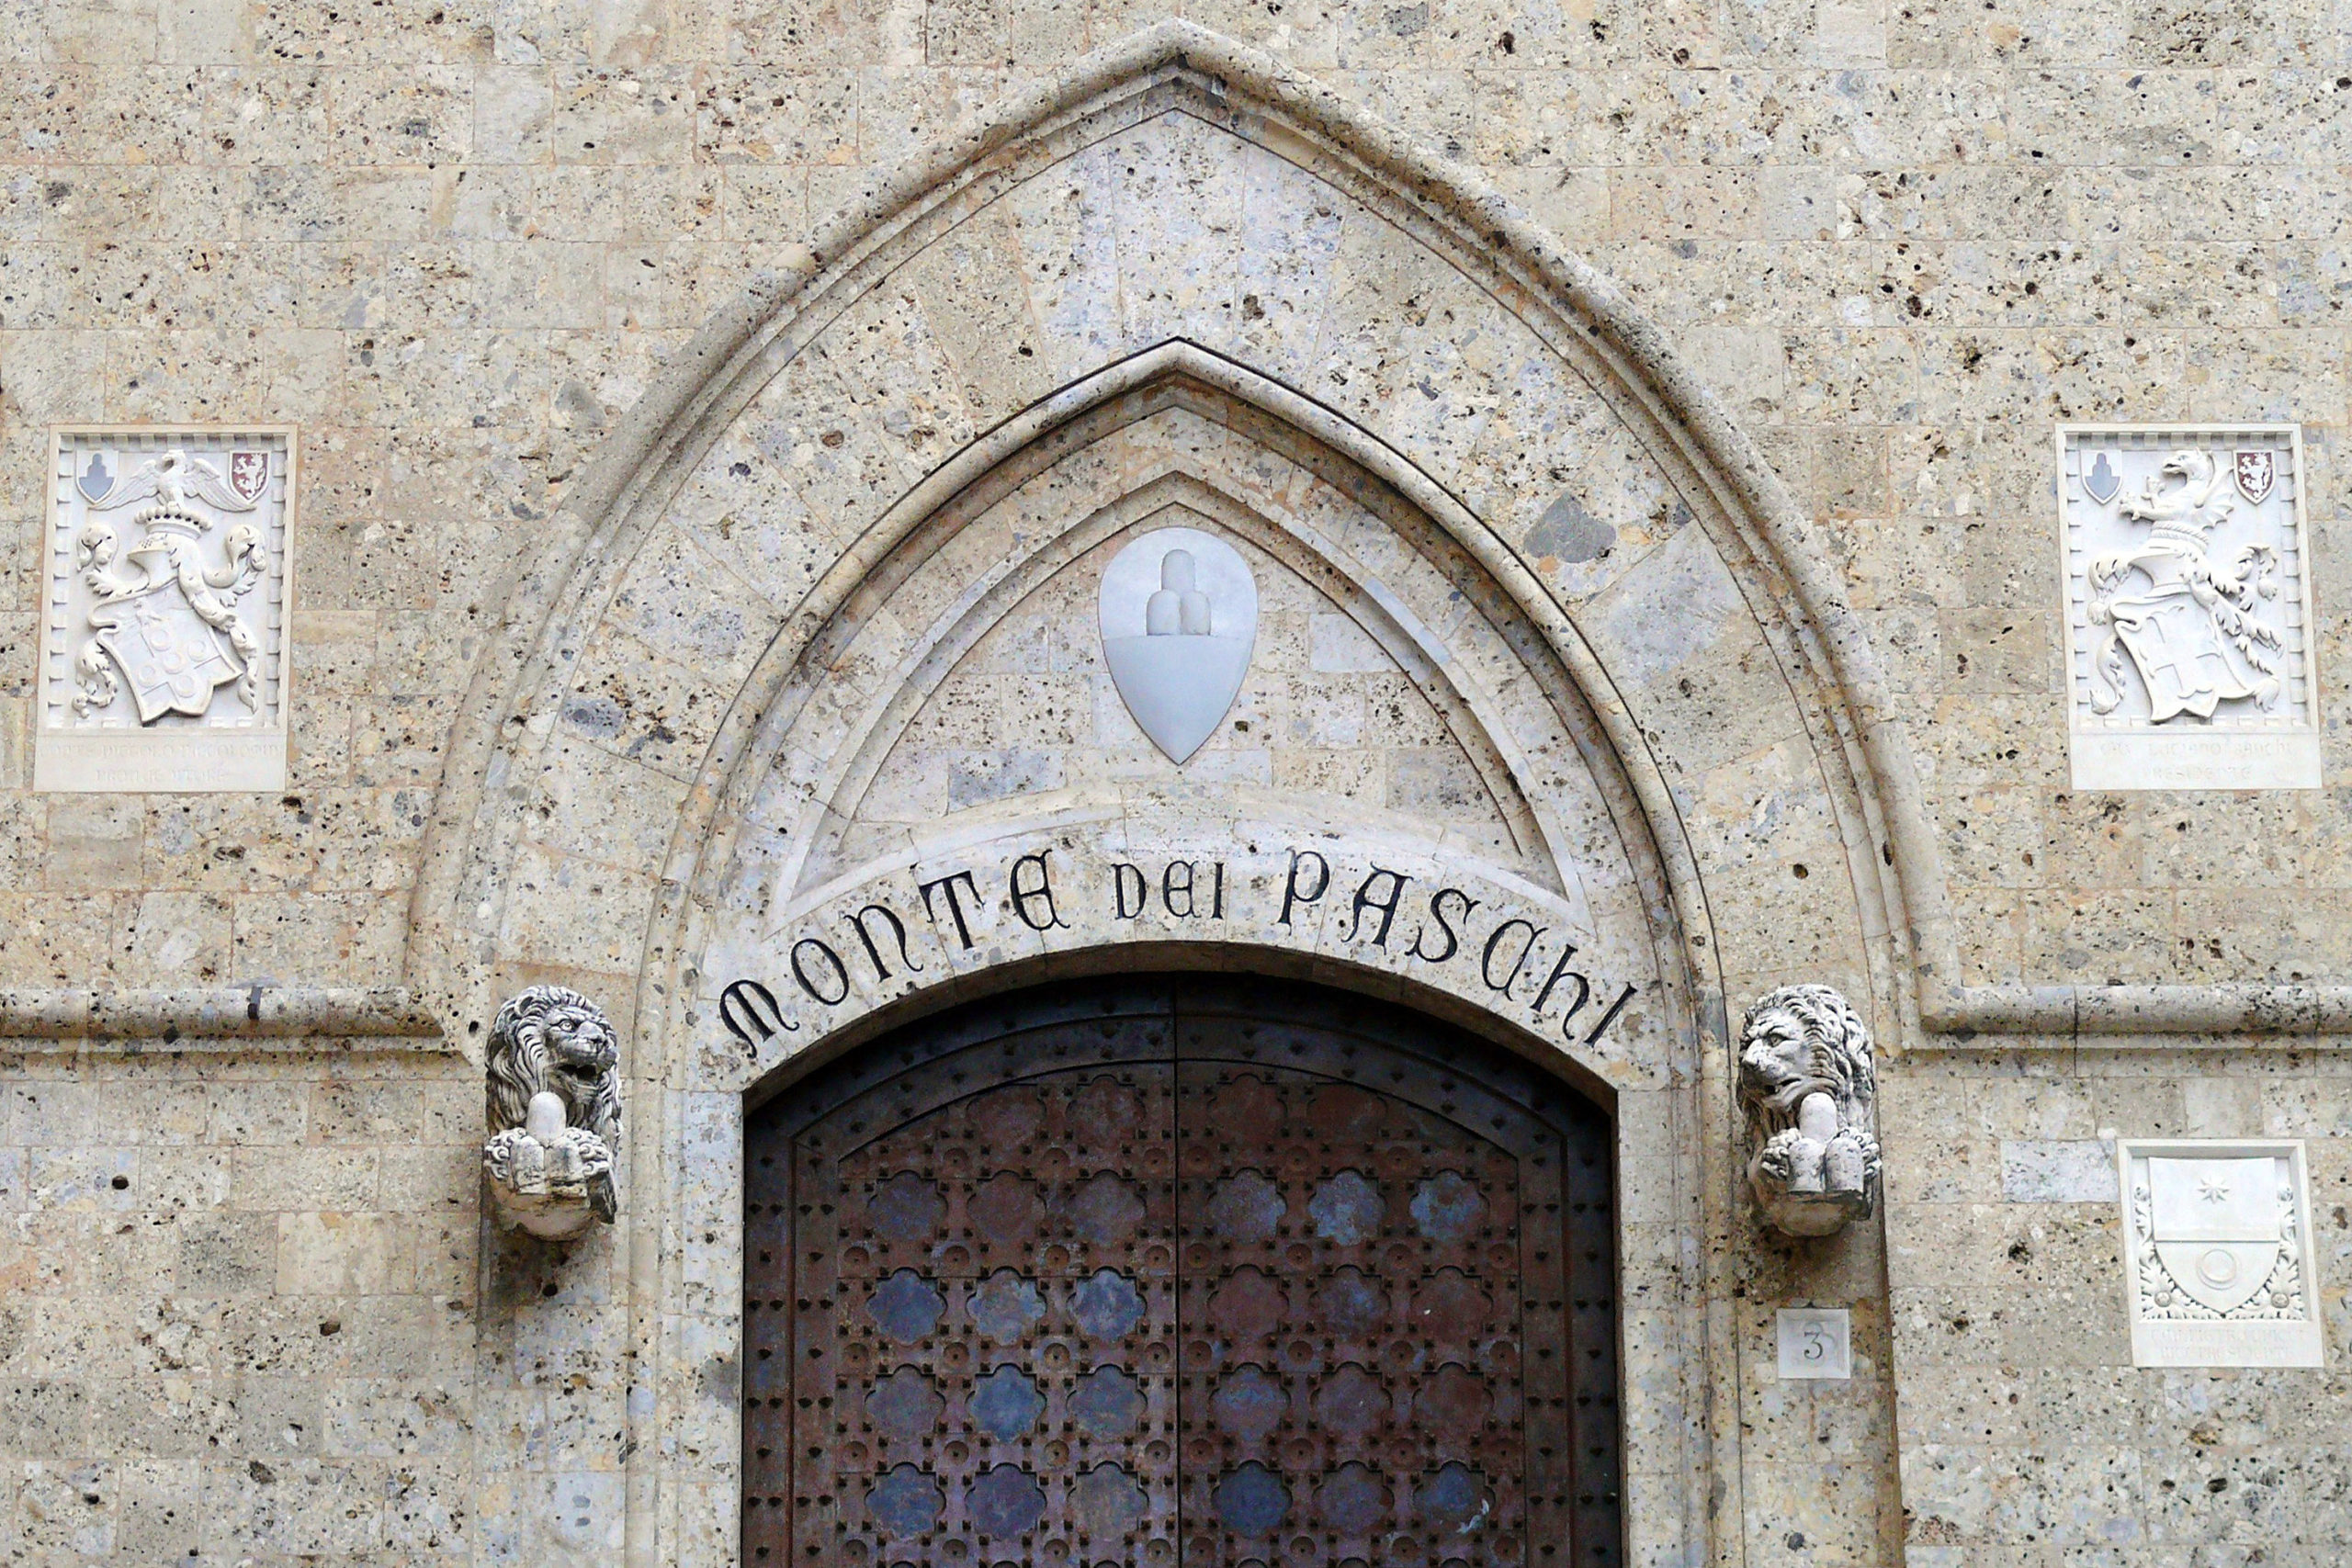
[1737, 985, 1882, 1238]
[35, 428, 297, 792]
[484, 987, 624, 1241]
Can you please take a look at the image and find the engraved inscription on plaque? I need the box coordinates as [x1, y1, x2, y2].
[2054, 425, 2319, 789]
[35, 428, 297, 792]
[2118, 1138, 2323, 1369]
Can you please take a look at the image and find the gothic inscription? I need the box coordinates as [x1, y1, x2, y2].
[718, 845, 1641, 1060]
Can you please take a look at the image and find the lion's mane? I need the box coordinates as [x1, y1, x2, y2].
[1737, 982, 1874, 1126]
[486, 986, 623, 1150]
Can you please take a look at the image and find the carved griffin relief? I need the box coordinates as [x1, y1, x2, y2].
[1737, 985, 1881, 1238]
[68, 447, 271, 724]
[2086, 448, 2284, 723]
[483, 986, 624, 1240]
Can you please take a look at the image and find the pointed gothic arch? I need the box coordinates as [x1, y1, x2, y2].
[408, 22, 1940, 1567]
[409, 24, 1951, 1036]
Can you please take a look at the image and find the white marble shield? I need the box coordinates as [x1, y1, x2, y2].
[1099, 526, 1257, 764]
[2147, 1156, 2285, 1315]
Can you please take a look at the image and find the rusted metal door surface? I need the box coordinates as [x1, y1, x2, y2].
[744, 978, 1620, 1568]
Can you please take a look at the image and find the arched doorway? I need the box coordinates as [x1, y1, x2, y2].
[744, 976, 1621, 1567]
[419, 25, 1920, 1562]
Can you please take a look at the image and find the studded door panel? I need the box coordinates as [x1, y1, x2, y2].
[747, 1004, 1181, 1567]
[1175, 1057, 1543, 1568]
[744, 980, 1621, 1568]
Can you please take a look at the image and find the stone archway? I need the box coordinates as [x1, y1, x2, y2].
[416, 21, 1925, 1568]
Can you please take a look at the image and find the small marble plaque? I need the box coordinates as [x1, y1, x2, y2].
[2119, 1138, 2323, 1368]
[34, 428, 296, 792]
[1776, 1308, 1852, 1380]
[2054, 425, 2319, 789]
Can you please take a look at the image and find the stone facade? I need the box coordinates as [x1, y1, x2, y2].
[0, 7, 2343, 1568]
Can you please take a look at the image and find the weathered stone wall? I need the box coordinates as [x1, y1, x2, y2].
[0, 1049, 481, 1561]
[1884, 1054, 2352, 1565]
[6, 1, 2342, 987]
[0, 5, 2343, 1567]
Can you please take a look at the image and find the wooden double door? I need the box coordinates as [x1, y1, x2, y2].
[744, 976, 1621, 1568]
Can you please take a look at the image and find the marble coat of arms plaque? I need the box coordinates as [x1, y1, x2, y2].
[2118, 1138, 2323, 1368]
[2055, 425, 2319, 789]
[35, 428, 296, 792]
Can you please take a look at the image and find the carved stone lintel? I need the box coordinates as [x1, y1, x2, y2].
[484, 986, 622, 1241]
[1737, 985, 1881, 1238]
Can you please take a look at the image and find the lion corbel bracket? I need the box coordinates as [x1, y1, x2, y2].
[483, 987, 623, 1241]
[1737, 985, 1882, 1238]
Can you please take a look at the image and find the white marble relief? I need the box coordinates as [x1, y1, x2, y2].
[484, 987, 624, 1241]
[2119, 1138, 2322, 1368]
[1737, 985, 1882, 1238]
[2056, 426, 2319, 789]
[35, 429, 295, 792]
[1098, 525, 1258, 764]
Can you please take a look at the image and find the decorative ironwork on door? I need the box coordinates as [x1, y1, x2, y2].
[745, 978, 1621, 1568]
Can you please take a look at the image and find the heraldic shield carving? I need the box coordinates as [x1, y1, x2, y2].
[36, 429, 296, 792]
[2118, 1139, 2323, 1369]
[2056, 426, 2319, 790]
[1098, 523, 1260, 765]
[2089, 447, 2280, 723]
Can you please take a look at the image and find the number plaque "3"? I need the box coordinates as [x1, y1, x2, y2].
[1776, 1308, 1853, 1381]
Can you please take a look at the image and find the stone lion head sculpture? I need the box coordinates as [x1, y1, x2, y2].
[1737, 983, 1874, 1125]
[486, 986, 622, 1150]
